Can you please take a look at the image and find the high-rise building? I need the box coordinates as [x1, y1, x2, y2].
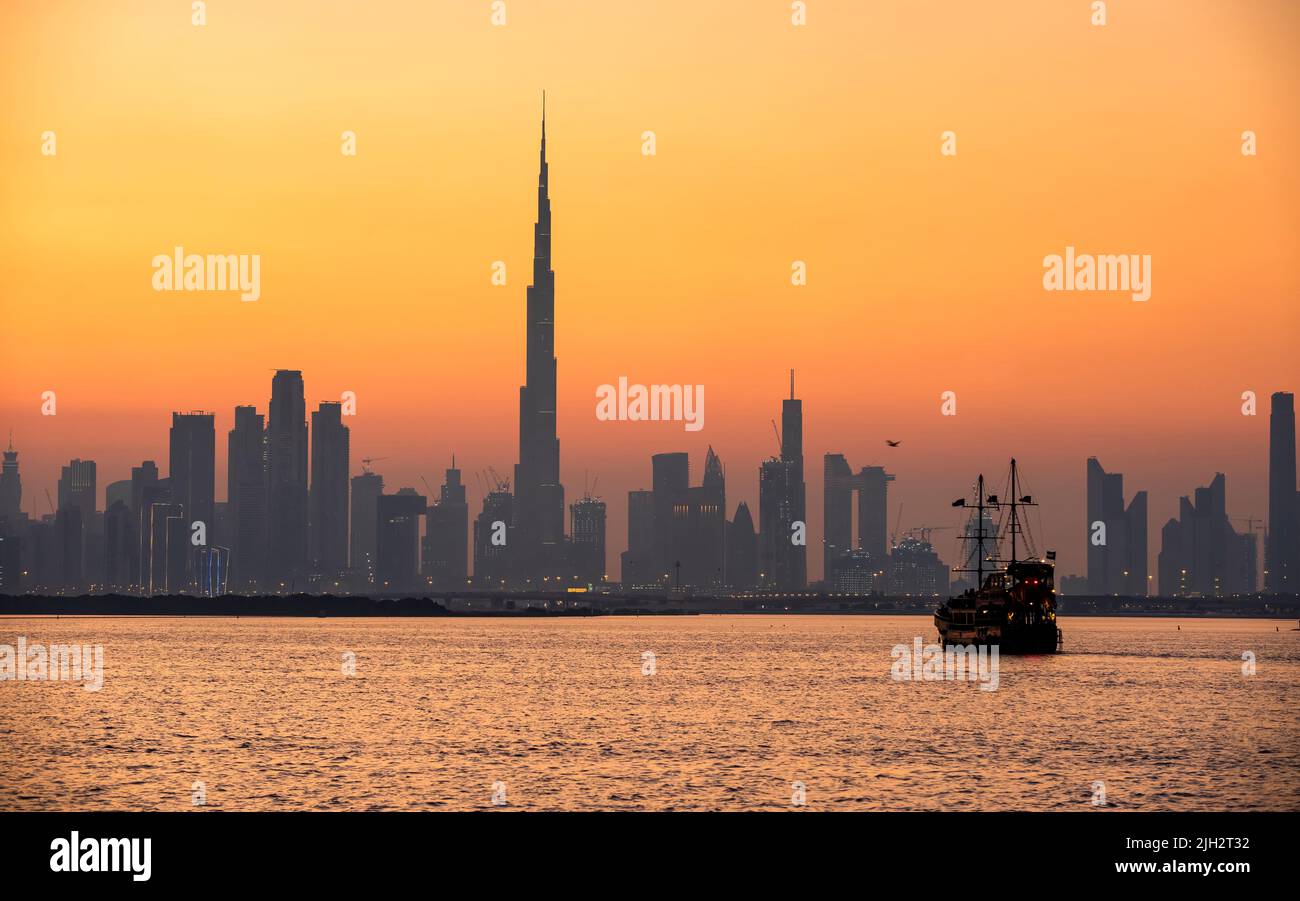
[674, 447, 725, 590]
[651, 453, 689, 585]
[350, 469, 383, 589]
[130, 461, 160, 515]
[267, 370, 309, 588]
[376, 489, 426, 593]
[1158, 473, 1253, 597]
[57, 459, 95, 590]
[824, 454, 898, 590]
[309, 401, 350, 574]
[569, 494, 607, 586]
[58, 459, 96, 519]
[513, 97, 566, 583]
[759, 374, 806, 589]
[169, 412, 216, 581]
[0, 433, 21, 526]
[1085, 458, 1148, 596]
[620, 489, 656, 586]
[1267, 392, 1298, 594]
[169, 413, 215, 528]
[103, 499, 137, 592]
[888, 533, 949, 596]
[137, 473, 169, 592]
[725, 501, 758, 590]
[228, 407, 268, 592]
[424, 460, 469, 589]
[473, 488, 514, 587]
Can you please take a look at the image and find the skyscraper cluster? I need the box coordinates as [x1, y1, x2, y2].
[0, 110, 1295, 601]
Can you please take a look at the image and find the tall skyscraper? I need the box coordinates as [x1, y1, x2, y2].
[309, 401, 350, 574]
[376, 489, 426, 592]
[132, 462, 161, 591]
[0, 433, 21, 526]
[651, 452, 689, 585]
[569, 494, 607, 586]
[823, 454, 895, 588]
[424, 460, 469, 588]
[725, 501, 758, 589]
[169, 411, 216, 542]
[1158, 473, 1253, 597]
[58, 458, 96, 518]
[759, 374, 806, 589]
[620, 489, 655, 586]
[349, 469, 384, 589]
[228, 407, 268, 592]
[267, 370, 309, 588]
[513, 97, 565, 582]
[57, 459, 95, 590]
[473, 487, 514, 587]
[671, 447, 726, 590]
[104, 500, 137, 592]
[1085, 457, 1148, 596]
[1267, 391, 1298, 594]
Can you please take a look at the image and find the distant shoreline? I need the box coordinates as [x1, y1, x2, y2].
[0, 593, 1296, 621]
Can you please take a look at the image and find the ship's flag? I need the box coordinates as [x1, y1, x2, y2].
[952, 499, 965, 507]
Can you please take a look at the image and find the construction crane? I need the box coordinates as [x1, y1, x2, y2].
[420, 476, 436, 498]
[771, 419, 782, 454]
[890, 504, 904, 547]
[44, 489, 55, 515]
[360, 456, 387, 475]
[487, 466, 510, 492]
[905, 525, 954, 544]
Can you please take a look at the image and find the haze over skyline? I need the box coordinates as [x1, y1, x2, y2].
[1, 0, 1297, 581]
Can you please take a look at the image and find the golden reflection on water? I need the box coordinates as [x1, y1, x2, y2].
[2, 615, 1296, 811]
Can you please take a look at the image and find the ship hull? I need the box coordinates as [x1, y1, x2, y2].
[934, 612, 1059, 655]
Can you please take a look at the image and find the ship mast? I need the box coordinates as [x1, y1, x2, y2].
[976, 474, 986, 588]
[1009, 458, 1019, 564]
[952, 474, 993, 589]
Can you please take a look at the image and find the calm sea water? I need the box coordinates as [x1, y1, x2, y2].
[2, 615, 1296, 811]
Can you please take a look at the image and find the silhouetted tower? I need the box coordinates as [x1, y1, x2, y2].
[0, 434, 21, 525]
[652, 452, 689, 584]
[425, 459, 469, 588]
[474, 487, 514, 587]
[228, 406, 268, 591]
[1268, 392, 1298, 594]
[350, 469, 384, 588]
[169, 412, 216, 552]
[514, 94, 565, 582]
[376, 489, 426, 593]
[726, 501, 758, 589]
[759, 373, 806, 589]
[57, 459, 96, 590]
[310, 401, 350, 574]
[1086, 457, 1148, 596]
[620, 489, 655, 586]
[570, 494, 607, 585]
[267, 370, 309, 588]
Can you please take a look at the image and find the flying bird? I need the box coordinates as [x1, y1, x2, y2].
[885, 440, 901, 447]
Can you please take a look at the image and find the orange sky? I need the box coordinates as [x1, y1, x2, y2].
[1, 0, 1297, 581]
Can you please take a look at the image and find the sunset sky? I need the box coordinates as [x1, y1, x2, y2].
[1, 0, 1296, 581]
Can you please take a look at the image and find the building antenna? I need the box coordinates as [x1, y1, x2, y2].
[790, 368, 795, 400]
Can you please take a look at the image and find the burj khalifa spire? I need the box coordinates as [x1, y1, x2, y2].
[514, 93, 565, 580]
